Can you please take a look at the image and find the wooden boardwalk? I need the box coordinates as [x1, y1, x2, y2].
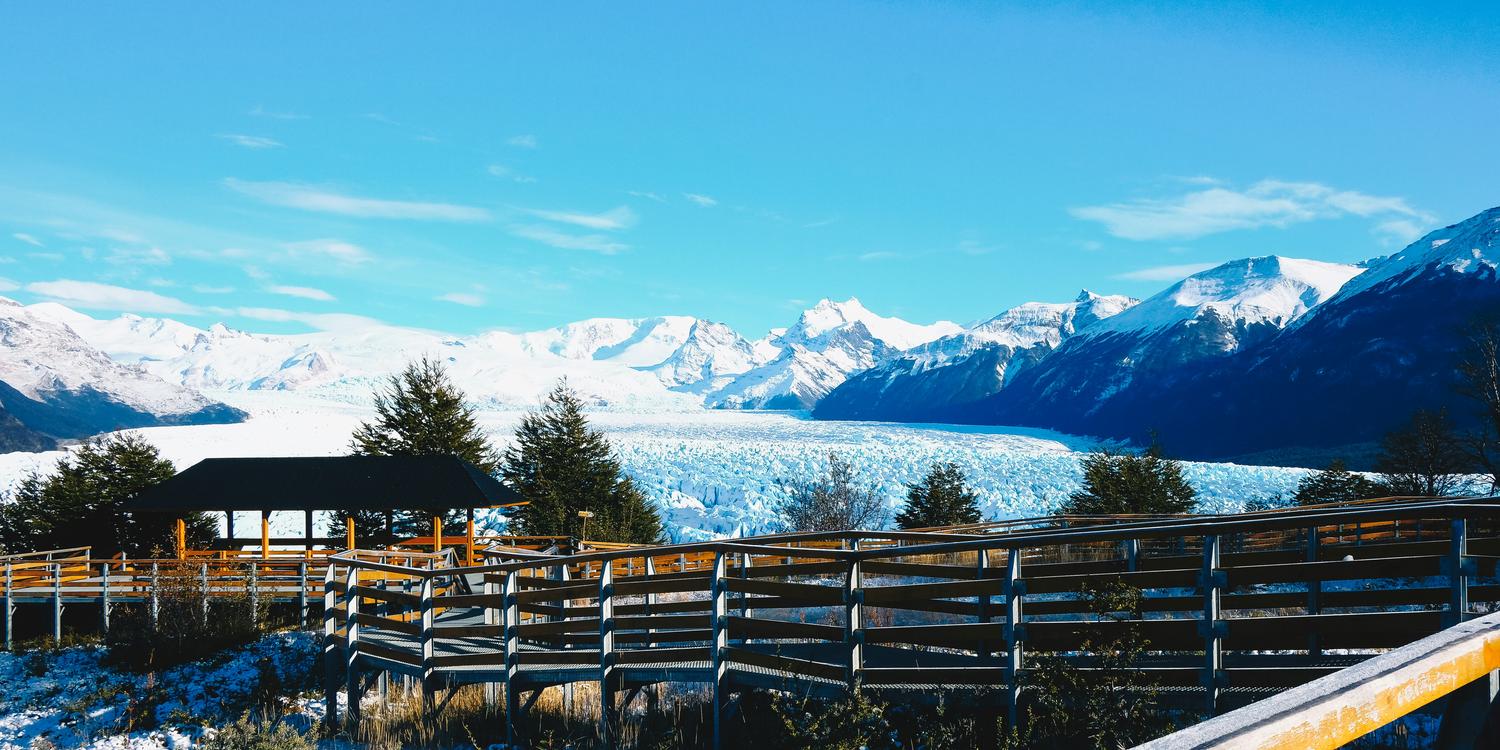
[317, 496, 1500, 747]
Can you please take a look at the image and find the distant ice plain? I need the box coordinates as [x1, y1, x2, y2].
[0, 391, 1310, 542]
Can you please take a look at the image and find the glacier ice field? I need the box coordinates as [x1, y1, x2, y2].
[0, 392, 1311, 542]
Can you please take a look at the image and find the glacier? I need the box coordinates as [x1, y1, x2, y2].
[0, 391, 1310, 543]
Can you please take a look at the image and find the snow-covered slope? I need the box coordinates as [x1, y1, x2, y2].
[814, 291, 1136, 421]
[26, 298, 964, 412]
[703, 299, 959, 410]
[980, 256, 1363, 429]
[0, 297, 243, 444]
[27, 297, 961, 413]
[1084, 256, 1362, 342]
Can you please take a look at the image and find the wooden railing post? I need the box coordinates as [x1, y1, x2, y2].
[248, 561, 259, 628]
[1124, 538, 1140, 572]
[2, 563, 11, 651]
[710, 551, 728, 750]
[502, 569, 520, 748]
[598, 559, 617, 745]
[1306, 526, 1321, 656]
[419, 574, 436, 710]
[644, 556, 657, 648]
[149, 562, 159, 630]
[845, 542, 864, 692]
[344, 565, 363, 727]
[199, 562, 209, 628]
[1447, 518, 1470, 627]
[976, 549, 992, 663]
[298, 562, 309, 627]
[322, 562, 340, 729]
[99, 563, 111, 636]
[1201, 534, 1225, 716]
[51, 562, 62, 643]
[1002, 547, 1025, 729]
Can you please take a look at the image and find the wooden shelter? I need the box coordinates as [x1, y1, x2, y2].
[125, 455, 524, 563]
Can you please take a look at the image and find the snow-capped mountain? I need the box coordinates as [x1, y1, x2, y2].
[645, 320, 768, 394]
[814, 291, 1136, 421]
[25, 297, 960, 413]
[975, 256, 1362, 432]
[704, 298, 960, 409]
[0, 297, 244, 449]
[1096, 205, 1500, 463]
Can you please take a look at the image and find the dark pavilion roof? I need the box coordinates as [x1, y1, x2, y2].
[125, 455, 523, 512]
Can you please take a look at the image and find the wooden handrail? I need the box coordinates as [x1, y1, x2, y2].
[1135, 609, 1500, 749]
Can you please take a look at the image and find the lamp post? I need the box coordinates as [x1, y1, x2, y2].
[578, 510, 595, 545]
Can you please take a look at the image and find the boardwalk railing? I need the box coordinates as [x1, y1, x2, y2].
[1137, 608, 1500, 749]
[321, 496, 1500, 748]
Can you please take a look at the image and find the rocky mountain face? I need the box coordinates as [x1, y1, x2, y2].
[0, 297, 245, 451]
[1038, 207, 1500, 465]
[814, 291, 1137, 421]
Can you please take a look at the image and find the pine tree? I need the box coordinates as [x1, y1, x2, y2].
[779, 453, 888, 532]
[0, 433, 213, 557]
[1376, 409, 1473, 497]
[895, 462, 982, 529]
[346, 357, 500, 539]
[1292, 459, 1388, 506]
[1061, 444, 1197, 516]
[502, 382, 664, 544]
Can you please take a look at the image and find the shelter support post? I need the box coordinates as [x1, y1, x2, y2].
[466, 508, 476, 565]
[175, 518, 186, 560]
[304, 509, 314, 552]
[432, 515, 443, 554]
[345, 516, 355, 550]
[261, 510, 271, 560]
[225, 511, 235, 545]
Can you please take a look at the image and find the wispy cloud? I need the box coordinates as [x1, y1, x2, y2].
[1072, 179, 1432, 241]
[28, 252, 64, 262]
[224, 178, 491, 221]
[249, 105, 307, 120]
[26, 280, 200, 315]
[1373, 218, 1426, 245]
[507, 134, 538, 148]
[235, 306, 384, 332]
[858, 251, 900, 262]
[267, 284, 335, 301]
[284, 238, 372, 264]
[12, 232, 43, 247]
[1114, 262, 1220, 281]
[217, 133, 283, 149]
[627, 190, 667, 203]
[487, 164, 536, 183]
[106, 246, 171, 265]
[0, 277, 17, 292]
[518, 205, 637, 231]
[683, 193, 718, 207]
[437, 291, 485, 307]
[510, 225, 628, 254]
[193, 284, 235, 294]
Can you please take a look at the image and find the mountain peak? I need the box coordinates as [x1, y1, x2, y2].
[1088, 255, 1362, 337]
[1323, 205, 1500, 304]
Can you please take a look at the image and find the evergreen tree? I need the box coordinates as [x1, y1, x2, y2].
[895, 462, 982, 529]
[0, 433, 213, 557]
[1292, 459, 1388, 506]
[502, 382, 664, 544]
[1376, 409, 1473, 497]
[779, 453, 888, 532]
[346, 357, 500, 539]
[1061, 444, 1197, 516]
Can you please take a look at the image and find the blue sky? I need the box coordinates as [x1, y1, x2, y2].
[1, 2, 1497, 336]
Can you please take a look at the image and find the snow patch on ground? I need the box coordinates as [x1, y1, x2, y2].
[0, 632, 323, 750]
